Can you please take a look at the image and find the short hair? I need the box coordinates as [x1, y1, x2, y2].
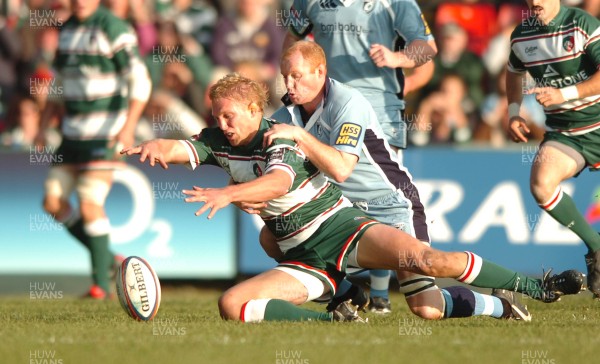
[209, 73, 269, 112]
[282, 41, 327, 71]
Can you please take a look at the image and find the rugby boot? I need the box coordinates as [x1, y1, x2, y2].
[332, 300, 368, 323]
[492, 289, 532, 321]
[326, 284, 369, 312]
[585, 250, 600, 299]
[368, 296, 392, 314]
[537, 269, 586, 303]
[81, 284, 108, 300]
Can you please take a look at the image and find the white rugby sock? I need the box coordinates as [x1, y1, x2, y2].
[240, 299, 270, 322]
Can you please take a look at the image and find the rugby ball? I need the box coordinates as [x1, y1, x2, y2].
[115, 256, 161, 321]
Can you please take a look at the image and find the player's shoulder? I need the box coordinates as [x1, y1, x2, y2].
[565, 5, 596, 19]
[387, 0, 422, 10]
[264, 117, 285, 127]
[269, 109, 292, 124]
[190, 126, 225, 146]
[61, 15, 77, 29]
[95, 6, 136, 41]
[327, 78, 360, 100]
[509, 21, 531, 41]
[326, 78, 368, 108]
[389, 0, 420, 5]
[564, 6, 600, 30]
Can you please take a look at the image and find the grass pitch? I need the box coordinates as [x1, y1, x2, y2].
[1, 286, 598, 364]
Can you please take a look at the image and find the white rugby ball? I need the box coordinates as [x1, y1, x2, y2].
[116, 256, 161, 321]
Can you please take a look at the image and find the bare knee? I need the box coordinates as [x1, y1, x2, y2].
[530, 176, 556, 204]
[42, 195, 68, 219]
[409, 305, 443, 320]
[218, 291, 243, 321]
[405, 289, 444, 320]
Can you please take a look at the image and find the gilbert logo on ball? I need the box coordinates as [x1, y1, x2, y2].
[116, 256, 161, 321]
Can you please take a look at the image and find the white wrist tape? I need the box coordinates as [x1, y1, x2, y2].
[559, 86, 579, 101]
[508, 103, 520, 118]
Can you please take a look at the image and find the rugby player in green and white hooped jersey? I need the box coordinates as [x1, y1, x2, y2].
[37, 0, 151, 299]
[506, 0, 600, 299]
[123, 73, 585, 323]
[186, 119, 354, 258]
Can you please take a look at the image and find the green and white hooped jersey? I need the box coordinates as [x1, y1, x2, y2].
[287, 0, 433, 108]
[508, 6, 600, 135]
[54, 6, 145, 140]
[180, 118, 351, 253]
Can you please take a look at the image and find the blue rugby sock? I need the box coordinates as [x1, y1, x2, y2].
[441, 286, 504, 318]
[369, 270, 390, 299]
[333, 279, 352, 298]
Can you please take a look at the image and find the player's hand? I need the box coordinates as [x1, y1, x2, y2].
[263, 124, 300, 148]
[232, 201, 267, 215]
[508, 116, 530, 143]
[111, 129, 136, 159]
[121, 140, 169, 169]
[183, 186, 232, 219]
[528, 87, 563, 107]
[369, 44, 398, 68]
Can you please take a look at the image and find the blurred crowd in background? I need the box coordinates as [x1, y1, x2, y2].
[1, 0, 599, 151]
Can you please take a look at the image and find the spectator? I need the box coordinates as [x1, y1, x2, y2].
[147, 19, 213, 115]
[482, 3, 528, 78]
[171, 0, 218, 52]
[412, 73, 471, 145]
[474, 66, 511, 147]
[1, 93, 59, 150]
[0, 11, 22, 128]
[143, 89, 207, 139]
[434, 0, 498, 57]
[210, 0, 284, 94]
[419, 22, 487, 119]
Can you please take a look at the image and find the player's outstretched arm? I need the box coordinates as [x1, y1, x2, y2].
[121, 139, 189, 169]
[182, 169, 292, 219]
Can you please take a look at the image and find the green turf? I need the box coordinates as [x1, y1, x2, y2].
[1, 288, 598, 364]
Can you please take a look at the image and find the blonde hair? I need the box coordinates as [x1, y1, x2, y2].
[209, 73, 269, 112]
[282, 41, 326, 71]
